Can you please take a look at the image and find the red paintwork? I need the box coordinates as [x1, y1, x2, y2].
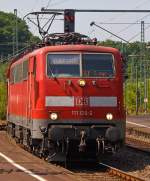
[7, 44, 125, 122]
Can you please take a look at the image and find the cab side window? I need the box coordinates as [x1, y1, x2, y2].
[23, 60, 28, 80]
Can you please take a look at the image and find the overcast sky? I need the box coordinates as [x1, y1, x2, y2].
[1, 0, 150, 42]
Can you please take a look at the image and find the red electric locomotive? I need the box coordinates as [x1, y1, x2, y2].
[7, 11, 126, 163]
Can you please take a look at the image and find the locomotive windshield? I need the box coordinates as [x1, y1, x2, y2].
[82, 53, 114, 77]
[47, 53, 114, 77]
[47, 54, 80, 77]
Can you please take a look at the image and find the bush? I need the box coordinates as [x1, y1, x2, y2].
[0, 82, 7, 120]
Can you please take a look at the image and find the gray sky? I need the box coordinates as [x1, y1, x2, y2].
[1, 0, 150, 42]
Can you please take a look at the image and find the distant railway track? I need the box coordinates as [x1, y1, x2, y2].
[126, 136, 150, 153]
[126, 127, 150, 153]
[126, 127, 150, 140]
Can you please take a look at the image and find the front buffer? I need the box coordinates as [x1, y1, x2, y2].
[43, 122, 124, 162]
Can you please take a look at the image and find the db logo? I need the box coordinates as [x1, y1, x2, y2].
[75, 97, 89, 106]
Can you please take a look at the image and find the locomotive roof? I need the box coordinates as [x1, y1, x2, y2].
[9, 32, 121, 67]
[9, 44, 120, 67]
[28, 44, 120, 59]
[12, 44, 119, 60]
[37, 44, 119, 53]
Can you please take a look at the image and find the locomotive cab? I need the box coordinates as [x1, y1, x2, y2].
[33, 45, 126, 161]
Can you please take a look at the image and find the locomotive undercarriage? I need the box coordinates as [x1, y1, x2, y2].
[7, 121, 124, 163]
[45, 124, 123, 162]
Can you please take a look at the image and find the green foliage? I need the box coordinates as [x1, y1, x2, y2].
[0, 11, 40, 57]
[0, 63, 7, 119]
[99, 39, 142, 56]
[0, 10, 41, 119]
[0, 63, 8, 82]
[125, 82, 136, 114]
[0, 82, 6, 120]
[99, 39, 125, 51]
[125, 80, 150, 114]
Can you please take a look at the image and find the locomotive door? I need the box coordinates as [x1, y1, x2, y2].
[27, 56, 36, 125]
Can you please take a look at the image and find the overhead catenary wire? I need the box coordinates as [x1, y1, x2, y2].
[40, 0, 53, 21]
[90, 21, 150, 43]
[134, 0, 150, 9]
[90, 21, 129, 43]
[45, 0, 72, 7]
[102, 18, 150, 42]
[105, 0, 150, 39]
[91, 21, 150, 42]
[96, 22, 150, 25]
[104, 0, 150, 23]
[107, 13, 150, 39]
[45, 0, 53, 8]
[93, 0, 150, 40]
[128, 23, 150, 41]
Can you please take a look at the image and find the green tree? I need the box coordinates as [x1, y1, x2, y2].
[0, 11, 40, 57]
[0, 11, 41, 119]
[0, 63, 8, 119]
[0, 82, 7, 119]
[0, 63, 8, 82]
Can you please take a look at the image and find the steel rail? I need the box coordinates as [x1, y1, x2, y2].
[126, 136, 150, 153]
[100, 162, 145, 181]
[72, 162, 146, 181]
[126, 127, 150, 140]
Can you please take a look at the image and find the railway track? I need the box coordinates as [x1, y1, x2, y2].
[44, 127, 149, 181]
[70, 162, 145, 181]
[102, 145, 150, 181]
[2, 132, 145, 181]
[6, 130, 149, 181]
[126, 136, 150, 153]
[126, 127, 150, 153]
[126, 127, 150, 141]
[0, 120, 149, 181]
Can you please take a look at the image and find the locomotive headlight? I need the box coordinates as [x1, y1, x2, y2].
[106, 113, 113, 120]
[50, 112, 58, 120]
[78, 79, 86, 87]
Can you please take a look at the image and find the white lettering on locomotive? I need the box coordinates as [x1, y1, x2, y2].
[72, 110, 93, 116]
